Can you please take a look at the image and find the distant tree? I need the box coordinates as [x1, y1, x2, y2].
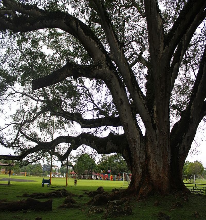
[60, 166, 68, 175]
[97, 153, 129, 175]
[42, 164, 50, 172]
[182, 161, 190, 178]
[20, 165, 30, 174]
[74, 153, 96, 175]
[21, 163, 42, 176]
[183, 161, 204, 178]
[60, 163, 73, 175]
[32, 163, 43, 176]
[12, 162, 21, 174]
[202, 169, 206, 179]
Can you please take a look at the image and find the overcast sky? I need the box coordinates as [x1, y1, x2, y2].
[185, 120, 206, 167]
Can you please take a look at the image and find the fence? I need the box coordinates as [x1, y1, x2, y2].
[184, 183, 206, 195]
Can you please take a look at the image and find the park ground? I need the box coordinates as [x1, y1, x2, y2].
[0, 174, 206, 219]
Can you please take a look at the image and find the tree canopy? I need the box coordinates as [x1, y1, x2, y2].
[20, 163, 43, 176]
[97, 153, 129, 175]
[0, 0, 205, 197]
[74, 153, 96, 175]
[183, 161, 204, 178]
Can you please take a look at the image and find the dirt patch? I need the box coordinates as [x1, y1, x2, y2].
[59, 196, 79, 208]
[0, 178, 36, 182]
[88, 198, 132, 218]
[86, 186, 105, 197]
[87, 187, 133, 218]
[88, 193, 110, 206]
[87, 187, 109, 206]
[0, 189, 75, 212]
[87, 187, 123, 206]
[0, 185, 133, 218]
[88, 206, 104, 214]
[104, 200, 133, 218]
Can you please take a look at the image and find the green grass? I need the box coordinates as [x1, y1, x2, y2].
[0, 174, 206, 220]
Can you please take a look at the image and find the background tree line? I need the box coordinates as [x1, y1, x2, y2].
[0, 160, 43, 175]
[62, 153, 130, 176]
[2, 157, 205, 180]
[1, 153, 130, 176]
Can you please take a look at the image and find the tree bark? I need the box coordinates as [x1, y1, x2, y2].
[126, 136, 170, 197]
[126, 134, 190, 197]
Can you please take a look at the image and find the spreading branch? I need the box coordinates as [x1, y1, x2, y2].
[50, 109, 121, 128]
[0, 132, 127, 162]
[170, 9, 206, 90]
[0, 0, 109, 63]
[171, 45, 206, 158]
[32, 62, 109, 90]
[92, 0, 152, 134]
[144, 0, 164, 58]
[166, 0, 206, 55]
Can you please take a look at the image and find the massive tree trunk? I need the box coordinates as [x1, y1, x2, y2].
[128, 140, 170, 196]
[122, 108, 172, 197]
[126, 134, 186, 197]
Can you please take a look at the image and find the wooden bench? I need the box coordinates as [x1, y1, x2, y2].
[42, 178, 50, 187]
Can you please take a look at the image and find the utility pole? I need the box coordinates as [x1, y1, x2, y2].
[66, 156, 68, 187]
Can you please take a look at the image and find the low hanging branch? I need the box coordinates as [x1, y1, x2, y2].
[0, 132, 128, 162]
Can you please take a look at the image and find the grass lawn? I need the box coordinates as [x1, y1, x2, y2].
[0, 174, 206, 219]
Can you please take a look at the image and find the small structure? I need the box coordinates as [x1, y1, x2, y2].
[0, 162, 14, 185]
[0, 162, 14, 174]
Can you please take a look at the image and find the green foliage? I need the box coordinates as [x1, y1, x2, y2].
[59, 161, 73, 175]
[97, 153, 129, 175]
[0, 68, 16, 96]
[59, 166, 68, 175]
[20, 163, 43, 176]
[74, 153, 96, 175]
[12, 162, 21, 174]
[183, 161, 204, 177]
[203, 169, 206, 179]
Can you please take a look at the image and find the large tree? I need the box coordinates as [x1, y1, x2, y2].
[0, 0, 206, 197]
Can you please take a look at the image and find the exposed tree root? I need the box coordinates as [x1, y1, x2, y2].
[22, 188, 74, 199]
[0, 198, 52, 211]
